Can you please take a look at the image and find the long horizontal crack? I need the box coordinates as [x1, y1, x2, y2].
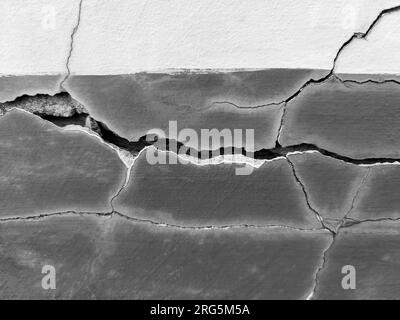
[0, 210, 326, 233]
[336, 75, 400, 87]
[3, 93, 400, 167]
[343, 216, 400, 227]
[208, 100, 284, 110]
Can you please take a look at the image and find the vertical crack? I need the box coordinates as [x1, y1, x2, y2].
[59, 0, 83, 91]
[275, 103, 287, 148]
[108, 146, 149, 214]
[306, 168, 371, 300]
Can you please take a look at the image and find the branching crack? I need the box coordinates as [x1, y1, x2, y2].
[285, 156, 334, 234]
[271, 4, 400, 148]
[3, 94, 400, 168]
[306, 168, 371, 300]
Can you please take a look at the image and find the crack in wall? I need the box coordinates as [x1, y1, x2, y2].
[272, 4, 400, 145]
[275, 103, 287, 147]
[208, 100, 285, 110]
[59, 0, 83, 91]
[4, 94, 400, 168]
[1, 3, 400, 301]
[285, 156, 334, 234]
[0, 210, 112, 222]
[335, 75, 400, 87]
[0, 209, 327, 233]
[343, 216, 400, 227]
[306, 168, 371, 300]
[107, 147, 151, 216]
[4, 2, 400, 166]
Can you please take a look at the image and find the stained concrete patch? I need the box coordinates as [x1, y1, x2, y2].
[0, 215, 330, 299]
[288, 152, 367, 224]
[314, 221, 400, 300]
[0, 109, 126, 217]
[114, 148, 320, 229]
[280, 78, 400, 158]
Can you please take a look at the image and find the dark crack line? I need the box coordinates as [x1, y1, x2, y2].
[272, 4, 400, 145]
[208, 100, 284, 110]
[329, 5, 400, 76]
[108, 163, 135, 215]
[59, 0, 83, 91]
[0, 210, 327, 233]
[275, 103, 287, 147]
[2, 5, 400, 113]
[0, 211, 112, 222]
[343, 216, 400, 228]
[112, 211, 326, 232]
[306, 237, 335, 300]
[285, 157, 335, 234]
[338, 168, 372, 230]
[336, 75, 400, 87]
[307, 168, 371, 300]
[4, 103, 400, 168]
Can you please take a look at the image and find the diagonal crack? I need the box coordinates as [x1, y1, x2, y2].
[285, 156, 334, 234]
[59, 0, 83, 91]
[271, 4, 400, 145]
[306, 168, 371, 300]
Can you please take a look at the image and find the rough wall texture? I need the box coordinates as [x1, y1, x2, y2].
[1, 0, 400, 301]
